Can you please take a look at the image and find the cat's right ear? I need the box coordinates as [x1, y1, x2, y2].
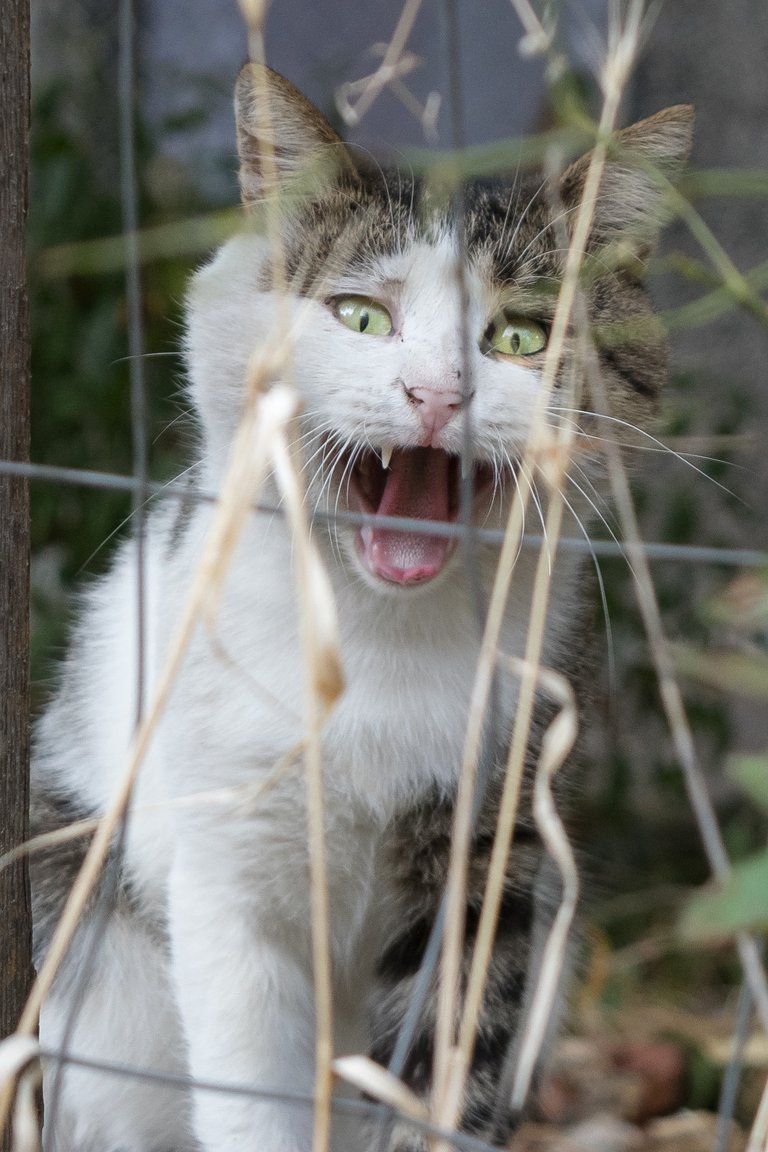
[235, 64, 353, 205]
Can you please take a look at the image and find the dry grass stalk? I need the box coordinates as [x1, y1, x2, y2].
[236, 1, 291, 323]
[0, 1037, 38, 1098]
[508, 661, 578, 1112]
[0, 345, 295, 1139]
[270, 416, 344, 1152]
[20, 2, 764, 1147]
[431, 7, 647, 1140]
[0, 744, 309, 883]
[434, 453, 571, 1148]
[210, 16, 343, 1138]
[0, 1036, 38, 1152]
[332, 1055, 429, 1123]
[429, 457, 528, 1126]
[11, 1062, 41, 1152]
[457, 478, 572, 1074]
[506, 0, 555, 58]
[335, 0, 425, 127]
[662, 177, 768, 327]
[0, 821, 100, 874]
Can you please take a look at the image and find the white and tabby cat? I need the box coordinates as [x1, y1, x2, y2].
[31, 65, 693, 1152]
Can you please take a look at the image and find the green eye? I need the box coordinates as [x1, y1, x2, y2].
[486, 313, 547, 358]
[334, 296, 393, 336]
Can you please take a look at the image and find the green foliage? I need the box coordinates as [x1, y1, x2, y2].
[29, 83, 205, 689]
[672, 644, 768, 698]
[730, 754, 768, 811]
[676, 573, 768, 943]
[680, 841, 768, 941]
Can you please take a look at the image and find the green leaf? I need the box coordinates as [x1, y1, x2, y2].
[729, 754, 768, 812]
[702, 571, 768, 633]
[672, 642, 768, 699]
[38, 208, 245, 278]
[679, 852, 768, 941]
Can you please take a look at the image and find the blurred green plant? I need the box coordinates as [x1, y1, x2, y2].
[29, 83, 206, 688]
[676, 571, 768, 942]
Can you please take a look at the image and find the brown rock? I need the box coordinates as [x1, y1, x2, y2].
[644, 1110, 746, 1152]
[511, 1115, 645, 1152]
[609, 1041, 686, 1122]
[535, 1037, 686, 1125]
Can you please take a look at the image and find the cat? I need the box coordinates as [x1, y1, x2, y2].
[31, 63, 693, 1152]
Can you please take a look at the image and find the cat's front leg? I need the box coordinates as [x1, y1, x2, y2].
[367, 927, 527, 1152]
[366, 797, 543, 1152]
[168, 850, 315, 1152]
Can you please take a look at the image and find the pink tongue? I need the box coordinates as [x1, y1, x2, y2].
[360, 448, 454, 585]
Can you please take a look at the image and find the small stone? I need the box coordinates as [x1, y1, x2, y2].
[511, 1115, 644, 1152]
[644, 1110, 746, 1152]
[556, 1114, 645, 1152]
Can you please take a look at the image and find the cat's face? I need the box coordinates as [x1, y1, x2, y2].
[193, 67, 692, 594]
[285, 216, 549, 589]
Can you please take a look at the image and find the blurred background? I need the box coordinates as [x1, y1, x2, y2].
[26, 0, 768, 1137]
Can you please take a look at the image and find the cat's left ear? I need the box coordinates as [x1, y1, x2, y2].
[560, 105, 694, 255]
[235, 63, 354, 204]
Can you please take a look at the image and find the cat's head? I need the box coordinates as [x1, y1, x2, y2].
[188, 66, 692, 594]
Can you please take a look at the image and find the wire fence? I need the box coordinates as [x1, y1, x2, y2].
[2, 1, 768, 1151]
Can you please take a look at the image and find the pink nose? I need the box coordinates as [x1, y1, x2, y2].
[405, 386, 465, 443]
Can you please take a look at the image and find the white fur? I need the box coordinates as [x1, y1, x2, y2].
[36, 226, 584, 1152]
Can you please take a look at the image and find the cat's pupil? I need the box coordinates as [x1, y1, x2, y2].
[359, 309, 369, 332]
[511, 331, 520, 354]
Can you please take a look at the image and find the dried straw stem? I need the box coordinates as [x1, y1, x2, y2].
[508, 659, 578, 1111]
[458, 484, 570, 1074]
[270, 423, 344, 1152]
[0, 352, 293, 1138]
[431, 6, 647, 1138]
[338, 0, 424, 126]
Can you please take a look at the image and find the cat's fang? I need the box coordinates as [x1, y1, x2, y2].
[380, 445, 393, 470]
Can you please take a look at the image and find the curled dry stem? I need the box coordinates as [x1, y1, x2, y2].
[507, 659, 578, 1112]
[333, 1055, 429, 1124]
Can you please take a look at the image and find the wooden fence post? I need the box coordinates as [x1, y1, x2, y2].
[0, 0, 34, 1147]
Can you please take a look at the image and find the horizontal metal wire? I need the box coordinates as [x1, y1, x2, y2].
[37, 1047, 501, 1152]
[23, 8, 767, 1152]
[4, 456, 767, 568]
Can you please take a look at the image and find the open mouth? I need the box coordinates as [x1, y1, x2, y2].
[344, 445, 495, 587]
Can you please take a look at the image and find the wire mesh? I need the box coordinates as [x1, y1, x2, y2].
[3, 1, 768, 1151]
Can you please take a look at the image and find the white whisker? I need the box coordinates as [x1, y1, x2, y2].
[558, 485, 616, 692]
[557, 406, 745, 502]
[563, 469, 635, 582]
[518, 460, 552, 575]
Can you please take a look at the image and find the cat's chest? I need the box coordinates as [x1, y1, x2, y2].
[163, 519, 533, 808]
[317, 608, 529, 811]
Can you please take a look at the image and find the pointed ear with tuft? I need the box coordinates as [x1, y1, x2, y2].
[235, 63, 354, 205]
[560, 104, 694, 257]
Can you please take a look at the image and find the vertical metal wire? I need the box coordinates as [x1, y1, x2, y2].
[119, 0, 149, 726]
[42, 3, 148, 1145]
[715, 976, 754, 1152]
[22, 5, 768, 1151]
